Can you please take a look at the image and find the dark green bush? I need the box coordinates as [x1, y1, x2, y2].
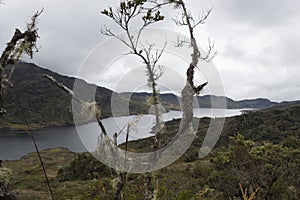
[57, 153, 116, 181]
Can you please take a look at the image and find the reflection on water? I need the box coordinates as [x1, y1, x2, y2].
[0, 109, 249, 160]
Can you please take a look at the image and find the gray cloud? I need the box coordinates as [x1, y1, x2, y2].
[0, 0, 110, 76]
[211, 0, 300, 27]
[0, 0, 299, 102]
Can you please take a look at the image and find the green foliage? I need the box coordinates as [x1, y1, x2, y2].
[176, 189, 194, 200]
[101, 0, 164, 30]
[281, 136, 300, 149]
[81, 178, 114, 200]
[0, 168, 12, 184]
[209, 134, 300, 199]
[4, 103, 300, 199]
[142, 9, 165, 22]
[101, 0, 148, 17]
[57, 153, 116, 181]
[219, 103, 300, 145]
[156, 185, 173, 199]
[0, 167, 12, 195]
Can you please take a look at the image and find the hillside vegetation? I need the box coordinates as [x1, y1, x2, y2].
[1, 62, 293, 131]
[2, 102, 299, 199]
[1, 62, 148, 131]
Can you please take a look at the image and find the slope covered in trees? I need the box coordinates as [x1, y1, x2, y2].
[1, 62, 149, 130]
[1, 62, 294, 131]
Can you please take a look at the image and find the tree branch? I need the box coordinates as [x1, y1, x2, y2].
[0, 9, 43, 115]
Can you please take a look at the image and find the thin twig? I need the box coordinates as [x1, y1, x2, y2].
[123, 124, 130, 200]
[15, 92, 55, 200]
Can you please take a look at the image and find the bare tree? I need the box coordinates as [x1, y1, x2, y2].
[101, 1, 168, 199]
[100, 1, 216, 199]
[166, 0, 216, 143]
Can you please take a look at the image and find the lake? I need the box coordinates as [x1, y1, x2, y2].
[0, 108, 248, 160]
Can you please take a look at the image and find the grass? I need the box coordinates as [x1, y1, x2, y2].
[3, 147, 84, 199]
[2, 146, 214, 199]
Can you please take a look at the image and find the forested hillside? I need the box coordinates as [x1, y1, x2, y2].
[2, 62, 295, 131]
[1, 62, 149, 130]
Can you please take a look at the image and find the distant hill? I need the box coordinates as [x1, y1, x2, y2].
[122, 92, 280, 109]
[197, 95, 279, 109]
[124, 100, 300, 156]
[219, 101, 300, 145]
[0, 62, 148, 130]
[0, 62, 297, 131]
[120, 92, 180, 111]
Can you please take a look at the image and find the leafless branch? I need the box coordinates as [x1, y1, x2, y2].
[145, 0, 170, 10]
[200, 38, 218, 62]
[0, 9, 43, 114]
[174, 34, 189, 47]
[101, 26, 133, 50]
[192, 7, 212, 28]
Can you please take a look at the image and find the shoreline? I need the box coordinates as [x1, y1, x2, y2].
[0, 107, 256, 132]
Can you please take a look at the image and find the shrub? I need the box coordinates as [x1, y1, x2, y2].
[57, 153, 116, 181]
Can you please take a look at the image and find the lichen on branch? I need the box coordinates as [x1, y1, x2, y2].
[0, 9, 43, 115]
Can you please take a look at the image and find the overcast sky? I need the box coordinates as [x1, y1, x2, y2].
[0, 0, 299, 102]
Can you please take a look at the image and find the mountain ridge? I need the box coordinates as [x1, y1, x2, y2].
[0, 62, 297, 131]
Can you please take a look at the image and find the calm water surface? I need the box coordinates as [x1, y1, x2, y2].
[0, 108, 248, 160]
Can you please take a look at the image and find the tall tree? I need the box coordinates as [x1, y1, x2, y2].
[101, 1, 166, 198]
[100, 0, 216, 199]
